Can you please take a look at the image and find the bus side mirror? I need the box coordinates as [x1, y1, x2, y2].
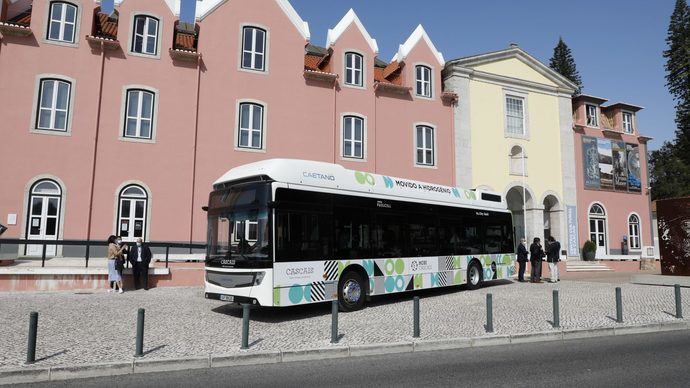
[201, 206, 208, 212]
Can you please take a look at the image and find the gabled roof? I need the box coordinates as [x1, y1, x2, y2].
[326, 8, 378, 53]
[573, 94, 609, 105]
[604, 102, 644, 112]
[446, 45, 577, 93]
[391, 25, 444, 66]
[157, 0, 309, 39]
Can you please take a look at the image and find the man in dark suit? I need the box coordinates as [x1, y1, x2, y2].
[516, 238, 528, 282]
[128, 238, 152, 290]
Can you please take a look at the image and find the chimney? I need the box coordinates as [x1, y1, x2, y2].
[101, 0, 115, 16]
[509, 43, 519, 48]
[180, 0, 197, 24]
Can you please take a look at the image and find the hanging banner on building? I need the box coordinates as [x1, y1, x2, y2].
[566, 205, 580, 257]
[612, 141, 628, 191]
[597, 138, 614, 190]
[626, 143, 642, 192]
[582, 137, 600, 189]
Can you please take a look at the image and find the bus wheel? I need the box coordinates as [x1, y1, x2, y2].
[338, 271, 365, 312]
[467, 261, 483, 290]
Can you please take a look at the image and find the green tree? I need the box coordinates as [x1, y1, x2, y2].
[549, 37, 582, 94]
[653, 0, 690, 200]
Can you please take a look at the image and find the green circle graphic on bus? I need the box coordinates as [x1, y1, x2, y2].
[354, 171, 375, 186]
[384, 259, 395, 275]
[289, 284, 304, 304]
[395, 259, 404, 274]
[454, 270, 463, 284]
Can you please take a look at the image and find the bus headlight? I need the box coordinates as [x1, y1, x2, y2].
[254, 272, 265, 286]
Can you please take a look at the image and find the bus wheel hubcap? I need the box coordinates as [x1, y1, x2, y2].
[342, 280, 361, 304]
[470, 267, 479, 285]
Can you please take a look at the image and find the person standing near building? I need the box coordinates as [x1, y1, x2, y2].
[529, 237, 544, 283]
[128, 238, 152, 290]
[517, 238, 528, 282]
[107, 235, 126, 293]
[546, 236, 562, 283]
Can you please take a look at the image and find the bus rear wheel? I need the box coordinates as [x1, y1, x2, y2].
[338, 270, 366, 312]
[467, 261, 483, 290]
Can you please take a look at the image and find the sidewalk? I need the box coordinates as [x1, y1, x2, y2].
[1, 279, 688, 373]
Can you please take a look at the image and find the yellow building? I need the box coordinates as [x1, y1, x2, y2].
[443, 44, 578, 255]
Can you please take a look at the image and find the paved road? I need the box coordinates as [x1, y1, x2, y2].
[20, 330, 690, 388]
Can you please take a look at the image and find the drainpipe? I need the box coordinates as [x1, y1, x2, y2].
[188, 55, 202, 250]
[333, 78, 337, 164]
[85, 42, 106, 243]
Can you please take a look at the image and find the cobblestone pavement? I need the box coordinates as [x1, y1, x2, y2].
[1, 280, 688, 369]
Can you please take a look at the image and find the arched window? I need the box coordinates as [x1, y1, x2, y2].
[628, 214, 641, 249]
[241, 26, 266, 71]
[131, 15, 159, 55]
[415, 65, 432, 98]
[415, 125, 434, 166]
[26, 179, 63, 256]
[124, 88, 156, 139]
[237, 102, 264, 149]
[36, 78, 72, 132]
[47, 2, 78, 43]
[509, 145, 527, 176]
[117, 184, 148, 241]
[343, 115, 364, 159]
[345, 52, 363, 87]
[588, 203, 607, 255]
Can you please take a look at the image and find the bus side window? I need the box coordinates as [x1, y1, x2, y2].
[372, 214, 406, 258]
[334, 207, 371, 260]
[276, 211, 332, 262]
[408, 214, 437, 257]
[461, 217, 483, 254]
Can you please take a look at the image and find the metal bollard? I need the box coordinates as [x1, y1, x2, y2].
[615, 287, 623, 323]
[675, 284, 683, 319]
[552, 290, 560, 328]
[486, 293, 493, 333]
[331, 300, 339, 344]
[413, 296, 420, 338]
[27, 312, 38, 364]
[241, 304, 250, 349]
[135, 308, 145, 357]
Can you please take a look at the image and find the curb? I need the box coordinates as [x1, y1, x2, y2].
[1, 321, 688, 385]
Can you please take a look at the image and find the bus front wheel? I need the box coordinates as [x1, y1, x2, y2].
[467, 261, 483, 290]
[338, 270, 366, 312]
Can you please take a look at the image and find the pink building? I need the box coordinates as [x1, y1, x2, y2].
[0, 0, 455, 256]
[572, 95, 653, 257]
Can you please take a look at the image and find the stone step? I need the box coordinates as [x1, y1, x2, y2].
[566, 268, 614, 272]
[566, 261, 612, 272]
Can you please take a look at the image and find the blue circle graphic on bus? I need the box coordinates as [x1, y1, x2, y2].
[289, 284, 304, 304]
[384, 276, 395, 293]
[395, 275, 405, 291]
[303, 284, 312, 302]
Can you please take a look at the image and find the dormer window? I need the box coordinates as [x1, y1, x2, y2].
[131, 15, 159, 56]
[586, 104, 598, 127]
[242, 26, 266, 71]
[622, 112, 634, 134]
[416, 65, 432, 98]
[345, 52, 363, 87]
[47, 2, 77, 43]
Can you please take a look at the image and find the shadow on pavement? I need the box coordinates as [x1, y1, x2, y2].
[36, 349, 68, 362]
[210, 279, 515, 323]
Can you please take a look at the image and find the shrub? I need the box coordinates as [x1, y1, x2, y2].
[582, 240, 597, 260]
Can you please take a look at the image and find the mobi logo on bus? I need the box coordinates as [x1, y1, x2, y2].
[303, 172, 336, 181]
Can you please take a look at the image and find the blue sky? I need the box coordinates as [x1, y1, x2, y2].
[291, 0, 677, 150]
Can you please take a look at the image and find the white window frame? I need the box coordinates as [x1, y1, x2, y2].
[236, 102, 265, 150]
[46, 1, 79, 44]
[240, 26, 267, 72]
[628, 213, 642, 250]
[30, 75, 76, 136]
[415, 65, 432, 98]
[505, 95, 526, 136]
[341, 114, 366, 160]
[502, 89, 530, 140]
[123, 89, 155, 140]
[622, 111, 634, 134]
[586, 104, 599, 127]
[118, 84, 160, 143]
[116, 184, 149, 243]
[344, 51, 364, 88]
[129, 14, 160, 57]
[414, 124, 436, 167]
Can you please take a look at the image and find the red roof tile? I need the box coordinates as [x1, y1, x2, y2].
[92, 10, 118, 40]
[7, 6, 32, 27]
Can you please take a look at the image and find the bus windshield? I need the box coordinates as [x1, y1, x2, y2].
[206, 182, 271, 265]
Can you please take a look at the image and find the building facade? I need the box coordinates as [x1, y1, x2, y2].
[0, 0, 455, 255]
[572, 95, 653, 257]
[443, 46, 579, 256]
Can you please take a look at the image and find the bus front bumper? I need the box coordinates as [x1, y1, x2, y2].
[204, 267, 273, 307]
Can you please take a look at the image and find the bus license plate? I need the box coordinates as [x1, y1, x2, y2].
[220, 295, 234, 302]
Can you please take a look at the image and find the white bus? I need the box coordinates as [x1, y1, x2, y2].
[204, 159, 515, 311]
